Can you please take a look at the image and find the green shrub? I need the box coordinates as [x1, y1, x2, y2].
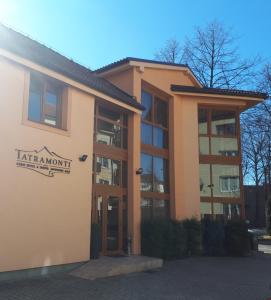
[202, 219, 225, 256]
[172, 220, 187, 258]
[224, 220, 250, 256]
[141, 219, 188, 259]
[183, 218, 202, 255]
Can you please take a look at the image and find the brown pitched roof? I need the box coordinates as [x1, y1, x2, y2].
[0, 23, 144, 111]
[171, 85, 268, 100]
[95, 57, 189, 73]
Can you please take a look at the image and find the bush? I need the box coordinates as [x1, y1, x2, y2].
[224, 220, 250, 256]
[202, 219, 225, 256]
[141, 218, 199, 259]
[141, 218, 250, 259]
[183, 218, 202, 255]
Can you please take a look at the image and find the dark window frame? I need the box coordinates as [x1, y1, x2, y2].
[28, 73, 63, 129]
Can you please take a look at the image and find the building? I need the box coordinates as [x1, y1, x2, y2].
[0, 24, 267, 274]
[244, 185, 266, 228]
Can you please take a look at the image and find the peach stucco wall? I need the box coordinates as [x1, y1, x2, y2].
[0, 58, 94, 272]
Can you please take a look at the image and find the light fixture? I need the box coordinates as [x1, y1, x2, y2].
[79, 154, 88, 162]
[136, 167, 143, 175]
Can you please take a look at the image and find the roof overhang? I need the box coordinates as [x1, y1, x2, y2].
[171, 84, 268, 102]
[96, 58, 202, 88]
[0, 48, 143, 114]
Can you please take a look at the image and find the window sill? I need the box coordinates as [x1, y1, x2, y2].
[22, 119, 71, 137]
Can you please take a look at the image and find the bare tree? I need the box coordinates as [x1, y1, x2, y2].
[181, 21, 260, 89]
[155, 21, 260, 89]
[241, 97, 271, 229]
[155, 39, 182, 64]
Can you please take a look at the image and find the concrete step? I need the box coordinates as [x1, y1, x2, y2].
[70, 256, 163, 280]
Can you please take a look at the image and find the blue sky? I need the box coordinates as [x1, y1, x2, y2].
[0, 0, 270, 70]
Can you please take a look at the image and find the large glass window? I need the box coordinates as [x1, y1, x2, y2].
[95, 104, 128, 149]
[198, 106, 242, 220]
[141, 153, 168, 193]
[141, 90, 170, 221]
[141, 90, 168, 149]
[28, 73, 63, 128]
[198, 108, 238, 157]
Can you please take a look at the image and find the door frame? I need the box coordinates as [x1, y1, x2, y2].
[92, 185, 126, 256]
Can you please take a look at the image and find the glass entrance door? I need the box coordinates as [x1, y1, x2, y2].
[92, 192, 126, 255]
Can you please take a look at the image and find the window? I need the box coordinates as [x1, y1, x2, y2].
[95, 104, 128, 149]
[95, 155, 127, 187]
[220, 176, 240, 193]
[200, 164, 240, 198]
[198, 108, 238, 157]
[198, 106, 242, 220]
[141, 90, 168, 149]
[141, 198, 169, 221]
[213, 203, 241, 221]
[141, 89, 170, 221]
[141, 153, 169, 193]
[28, 73, 64, 128]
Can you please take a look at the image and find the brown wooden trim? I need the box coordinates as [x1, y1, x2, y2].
[141, 191, 170, 200]
[141, 144, 169, 158]
[199, 155, 241, 165]
[201, 196, 242, 204]
[94, 143, 128, 160]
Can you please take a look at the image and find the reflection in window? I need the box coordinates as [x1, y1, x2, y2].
[155, 98, 168, 127]
[153, 127, 168, 148]
[199, 164, 211, 197]
[141, 198, 169, 221]
[141, 154, 168, 193]
[141, 90, 168, 149]
[213, 203, 241, 220]
[199, 137, 209, 155]
[97, 119, 121, 147]
[200, 202, 212, 220]
[141, 153, 153, 191]
[95, 156, 120, 186]
[212, 165, 240, 198]
[220, 176, 240, 193]
[99, 106, 121, 122]
[142, 91, 152, 121]
[198, 109, 208, 135]
[211, 137, 238, 156]
[141, 123, 152, 145]
[211, 110, 236, 136]
[28, 74, 62, 127]
[153, 157, 168, 193]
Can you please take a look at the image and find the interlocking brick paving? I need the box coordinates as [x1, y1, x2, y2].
[0, 255, 271, 300]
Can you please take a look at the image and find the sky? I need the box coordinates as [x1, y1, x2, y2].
[0, 0, 270, 70]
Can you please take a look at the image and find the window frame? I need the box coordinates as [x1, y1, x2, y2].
[198, 105, 244, 219]
[94, 102, 128, 151]
[28, 73, 63, 129]
[141, 89, 169, 150]
[198, 106, 240, 161]
[141, 88, 171, 219]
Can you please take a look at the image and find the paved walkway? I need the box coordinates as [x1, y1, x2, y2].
[0, 255, 271, 300]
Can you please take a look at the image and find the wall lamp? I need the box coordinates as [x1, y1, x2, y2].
[79, 154, 88, 162]
[136, 167, 143, 175]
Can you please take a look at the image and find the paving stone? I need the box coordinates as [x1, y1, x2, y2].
[0, 255, 271, 300]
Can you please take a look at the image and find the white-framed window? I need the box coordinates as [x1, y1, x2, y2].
[220, 176, 240, 193]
